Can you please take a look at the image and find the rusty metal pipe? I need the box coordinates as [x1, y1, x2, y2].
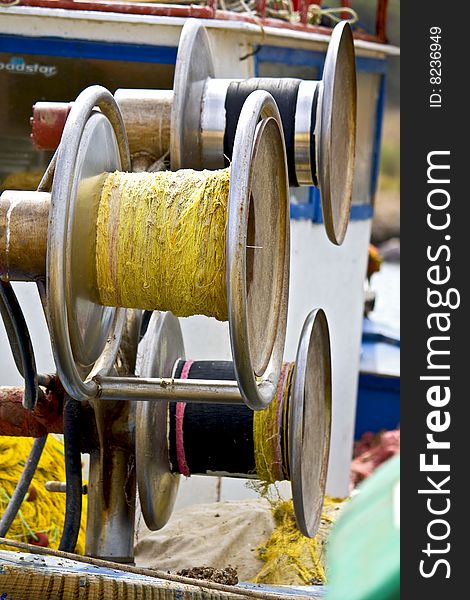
[0, 191, 50, 281]
[32, 90, 173, 166]
[30, 102, 72, 151]
[0, 386, 63, 436]
[17, 0, 384, 43]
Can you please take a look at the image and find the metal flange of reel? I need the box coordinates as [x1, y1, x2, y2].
[1, 85, 289, 411]
[31, 19, 356, 245]
[135, 311, 184, 531]
[47, 87, 130, 401]
[136, 308, 331, 538]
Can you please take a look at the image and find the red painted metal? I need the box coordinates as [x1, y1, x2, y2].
[299, 0, 321, 27]
[15, 0, 386, 44]
[0, 382, 64, 437]
[375, 0, 389, 43]
[340, 0, 351, 23]
[31, 102, 72, 151]
[26, 0, 389, 151]
[255, 0, 266, 18]
[18, 0, 215, 18]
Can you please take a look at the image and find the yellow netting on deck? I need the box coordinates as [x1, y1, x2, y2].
[0, 436, 87, 553]
[1, 170, 44, 192]
[252, 497, 345, 586]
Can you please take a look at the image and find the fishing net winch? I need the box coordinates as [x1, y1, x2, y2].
[1, 85, 290, 412]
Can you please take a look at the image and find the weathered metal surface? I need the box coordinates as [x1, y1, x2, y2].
[96, 375, 244, 403]
[227, 91, 289, 410]
[0, 385, 63, 437]
[115, 89, 172, 170]
[47, 86, 128, 402]
[85, 312, 140, 563]
[316, 21, 357, 245]
[290, 308, 332, 538]
[136, 311, 183, 531]
[31, 102, 72, 151]
[45, 481, 88, 494]
[86, 439, 136, 562]
[170, 19, 214, 170]
[0, 191, 50, 281]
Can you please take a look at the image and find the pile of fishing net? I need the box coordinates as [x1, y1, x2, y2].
[0, 435, 87, 553]
[135, 493, 345, 586]
[252, 497, 344, 585]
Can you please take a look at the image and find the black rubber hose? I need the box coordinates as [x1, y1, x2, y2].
[58, 395, 83, 553]
[0, 435, 47, 537]
[0, 280, 38, 410]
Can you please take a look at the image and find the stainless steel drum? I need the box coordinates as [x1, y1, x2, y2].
[135, 308, 331, 537]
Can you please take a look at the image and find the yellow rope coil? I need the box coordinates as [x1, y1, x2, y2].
[96, 168, 230, 320]
[0, 436, 86, 554]
[253, 397, 280, 484]
[253, 363, 293, 484]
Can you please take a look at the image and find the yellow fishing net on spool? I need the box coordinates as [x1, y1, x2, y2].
[252, 364, 344, 586]
[96, 168, 230, 320]
[0, 436, 87, 553]
[253, 363, 293, 486]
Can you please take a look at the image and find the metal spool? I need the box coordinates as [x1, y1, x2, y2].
[114, 89, 173, 171]
[136, 311, 184, 531]
[227, 91, 290, 407]
[176, 19, 356, 245]
[289, 308, 332, 537]
[1, 86, 289, 411]
[136, 309, 331, 538]
[315, 21, 357, 245]
[30, 19, 356, 245]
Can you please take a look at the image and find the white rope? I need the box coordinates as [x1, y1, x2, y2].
[220, 0, 358, 26]
[308, 5, 359, 26]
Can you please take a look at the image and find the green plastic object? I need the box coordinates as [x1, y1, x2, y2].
[326, 454, 400, 600]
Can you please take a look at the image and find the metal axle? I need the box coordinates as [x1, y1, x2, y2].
[94, 376, 245, 404]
